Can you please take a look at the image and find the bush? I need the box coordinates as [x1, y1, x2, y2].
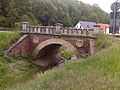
[95, 34, 112, 51]
[60, 46, 74, 59]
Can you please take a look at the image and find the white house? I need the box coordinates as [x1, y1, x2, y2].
[75, 21, 96, 29]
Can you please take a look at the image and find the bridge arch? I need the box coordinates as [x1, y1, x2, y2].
[32, 38, 79, 58]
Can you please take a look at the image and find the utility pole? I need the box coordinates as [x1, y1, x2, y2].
[110, 0, 120, 43]
[113, 1, 117, 42]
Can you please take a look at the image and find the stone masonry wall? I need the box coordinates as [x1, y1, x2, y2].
[6, 35, 30, 56]
[6, 34, 96, 57]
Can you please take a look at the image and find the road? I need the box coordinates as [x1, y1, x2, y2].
[0, 30, 13, 32]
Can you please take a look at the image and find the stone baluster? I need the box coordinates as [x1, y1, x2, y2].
[41, 26, 43, 33]
[69, 29, 72, 35]
[38, 27, 41, 33]
[50, 27, 52, 34]
[60, 27, 62, 34]
[48, 26, 50, 34]
[88, 29, 94, 36]
[41, 26, 44, 33]
[72, 29, 75, 35]
[86, 29, 89, 36]
[22, 22, 30, 32]
[34, 27, 37, 33]
[46, 26, 49, 34]
[78, 29, 82, 36]
[76, 29, 78, 35]
[26, 26, 29, 33]
[73, 29, 77, 35]
[40, 26, 42, 33]
[82, 29, 87, 36]
[73, 29, 76, 35]
[55, 23, 63, 34]
[52, 27, 56, 34]
[93, 25, 101, 36]
[68, 27, 72, 35]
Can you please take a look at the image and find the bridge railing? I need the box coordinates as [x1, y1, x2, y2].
[22, 23, 100, 37]
[24, 26, 95, 37]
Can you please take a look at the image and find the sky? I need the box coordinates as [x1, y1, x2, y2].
[79, 0, 116, 13]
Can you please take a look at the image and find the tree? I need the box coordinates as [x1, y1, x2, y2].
[0, 0, 110, 27]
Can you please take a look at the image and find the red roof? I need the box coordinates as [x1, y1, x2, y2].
[98, 23, 110, 32]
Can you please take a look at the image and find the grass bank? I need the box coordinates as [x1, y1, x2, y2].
[8, 36, 120, 90]
[0, 32, 20, 55]
[0, 32, 39, 89]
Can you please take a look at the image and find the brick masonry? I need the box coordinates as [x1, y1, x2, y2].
[6, 33, 96, 58]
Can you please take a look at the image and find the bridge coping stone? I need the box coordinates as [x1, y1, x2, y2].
[22, 22, 101, 37]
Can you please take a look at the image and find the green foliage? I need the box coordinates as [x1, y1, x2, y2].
[60, 46, 74, 59]
[95, 34, 112, 51]
[8, 43, 120, 90]
[0, 0, 109, 27]
[0, 55, 39, 89]
[0, 32, 20, 55]
[0, 57, 14, 89]
[0, 32, 39, 89]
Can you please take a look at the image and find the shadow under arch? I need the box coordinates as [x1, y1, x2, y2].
[32, 38, 79, 58]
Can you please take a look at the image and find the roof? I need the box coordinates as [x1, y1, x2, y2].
[98, 23, 110, 28]
[78, 21, 96, 29]
[98, 23, 110, 32]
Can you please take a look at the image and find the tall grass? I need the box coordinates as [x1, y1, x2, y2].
[0, 32, 20, 55]
[95, 34, 112, 51]
[0, 32, 39, 89]
[9, 40, 120, 90]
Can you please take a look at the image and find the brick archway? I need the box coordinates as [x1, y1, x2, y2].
[32, 38, 79, 58]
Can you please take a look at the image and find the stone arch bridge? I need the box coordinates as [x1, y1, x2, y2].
[5, 23, 100, 66]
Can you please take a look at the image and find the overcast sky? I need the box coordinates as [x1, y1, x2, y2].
[79, 0, 116, 13]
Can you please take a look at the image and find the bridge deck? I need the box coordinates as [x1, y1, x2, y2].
[22, 25, 97, 38]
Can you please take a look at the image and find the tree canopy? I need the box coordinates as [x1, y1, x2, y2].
[0, 0, 110, 27]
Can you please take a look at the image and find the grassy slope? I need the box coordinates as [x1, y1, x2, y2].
[0, 32, 38, 89]
[0, 32, 20, 55]
[10, 42, 120, 90]
[1, 33, 119, 90]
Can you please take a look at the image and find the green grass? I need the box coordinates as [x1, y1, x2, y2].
[0, 32, 39, 89]
[0, 32, 20, 55]
[1, 32, 119, 90]
[9, 42, 120, 90]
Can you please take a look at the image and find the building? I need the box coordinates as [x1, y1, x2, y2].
[75, 21, 96, 29]
[98, 23, 110, 34]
